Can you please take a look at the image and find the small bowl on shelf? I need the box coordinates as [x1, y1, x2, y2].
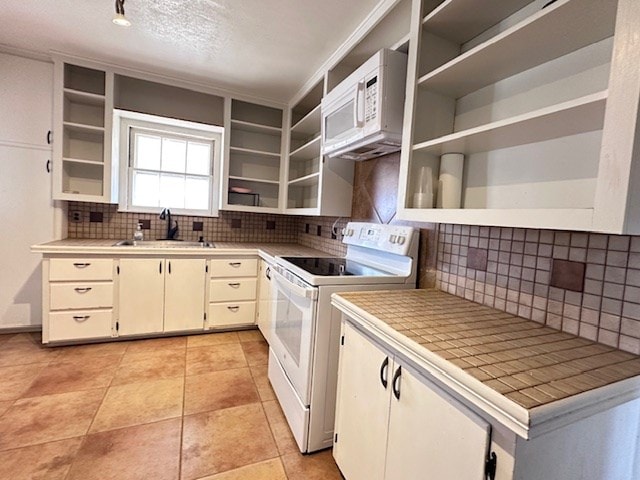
[230, 187, 252, 194]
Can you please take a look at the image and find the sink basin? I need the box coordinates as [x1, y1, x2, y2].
[113, 240, 215, 248]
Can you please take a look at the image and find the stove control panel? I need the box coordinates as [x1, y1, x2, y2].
[342, 222, 416, 255]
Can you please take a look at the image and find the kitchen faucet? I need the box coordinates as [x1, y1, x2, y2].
[159, 208, 179, 240]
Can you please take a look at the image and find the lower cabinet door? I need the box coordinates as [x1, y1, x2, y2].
[209, 301, 256, 327]
[333, 322, 392, 480]
[164, 258, 206, 332]
[49, 310, 113, 341]
[118, 258, 165, 336]
[384, 364, 491, 480]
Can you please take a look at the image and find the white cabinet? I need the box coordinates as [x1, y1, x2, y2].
[334, 321, 491, 480]
[208, 257, 258, 328]
[397, 0, 640, 233]
[256, 259, 274, 343]
[285, 79, 354, 216]
[52, 59, 114, 203]
[118, 258, 206, 335]
[118, 258, 165, 336]
[44, 257, 115, 343]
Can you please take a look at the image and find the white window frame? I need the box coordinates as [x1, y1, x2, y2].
[113, 109, 224, 217]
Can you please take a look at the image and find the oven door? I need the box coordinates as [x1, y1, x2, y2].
[270, 268, 318, 406]
[322, 81, 366, 155]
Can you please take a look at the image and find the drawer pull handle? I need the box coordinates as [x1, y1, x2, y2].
[229, 262, 242, 267]
[228, 282, 241, 288]
[74, 287, 92, 293]
[73, 263, 91, 268]
[73, 315, 90, 322]
[227, 306, 240, 312]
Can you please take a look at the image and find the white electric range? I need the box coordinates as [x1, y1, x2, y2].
[268, 222, 419, 453]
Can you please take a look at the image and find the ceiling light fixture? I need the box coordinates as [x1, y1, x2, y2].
[113, 0, 131, 27]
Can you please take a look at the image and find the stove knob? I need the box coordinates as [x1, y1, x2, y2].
[389, 234, 397, 244]
[348, 229, 355, 237]
[397, 236, 406, 245]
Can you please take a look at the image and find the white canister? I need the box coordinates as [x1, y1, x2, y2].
[412, 165, 433, 208]
[437, 153, 464, 209]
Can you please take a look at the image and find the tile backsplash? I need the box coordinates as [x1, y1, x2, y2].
[436, 224, 640, 355]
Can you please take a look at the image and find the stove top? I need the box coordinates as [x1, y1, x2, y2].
[280, 257, 391, 277]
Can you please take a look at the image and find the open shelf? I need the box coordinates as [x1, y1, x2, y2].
[288, 172, 320, 187]
[63, 88, 105, 105]
[228, 175, 280, 185]
[227, 178, 279, 209]
[64, 64, 105, 96]
[231, 100, 283, 129]
[63, 122, 105, 134]
[290, 105, 321, 137]
[229, 146, 281, 159]
[62, 157, 104, 166]
[290, 136, 321, 160]
[422, 0, 532, 45]
[61, 160, 104, 197]
[291, 80, 323, 126]
[417, 0, 617, 98]
[413, 91, 607, 155]
[230, 119, 282, 135]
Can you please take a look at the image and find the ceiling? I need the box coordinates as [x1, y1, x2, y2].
[0, 0, 382, 103]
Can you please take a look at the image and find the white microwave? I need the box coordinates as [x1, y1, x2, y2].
[321, 49, 407, 161]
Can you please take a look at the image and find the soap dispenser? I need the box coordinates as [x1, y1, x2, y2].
[133, 222, 144, 242]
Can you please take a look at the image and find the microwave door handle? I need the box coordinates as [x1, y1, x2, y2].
[272, 269, 317, 300]
[355, 81, 365, 128]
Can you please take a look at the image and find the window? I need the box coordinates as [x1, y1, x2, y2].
[114, 110, 224, 216]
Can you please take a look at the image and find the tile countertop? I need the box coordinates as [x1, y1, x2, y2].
[331, 289, 640, 439]
[31, 240, 330, 262]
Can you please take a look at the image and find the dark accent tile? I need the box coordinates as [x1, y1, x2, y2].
[89, 212, 103, 223]
[231, 219, 242, 229]
[305, 224, 310, 234]
[316, 225, 322, 236]
[193, 221, 204, 232]
[266, 221, 276, 230]
[139, 219, 151, 230]
[550, 259, 586, 292]
[467, 248, 488, 271]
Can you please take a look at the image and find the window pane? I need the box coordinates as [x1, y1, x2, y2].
[159, 173, 185, 209]
[135, 134, 161, 170]
[185, 176, 210, 210]
[187, 142, 212, 175]
[161, 138, 187, 173]
[132, 171, 160, 207]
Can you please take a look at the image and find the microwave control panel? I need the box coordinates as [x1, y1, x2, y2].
[365, 76, 378, 124]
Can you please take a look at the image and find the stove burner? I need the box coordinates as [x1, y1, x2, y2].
[280, 257, 392, 278]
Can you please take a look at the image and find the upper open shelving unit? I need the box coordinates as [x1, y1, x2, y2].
[398, 0, 640, 233]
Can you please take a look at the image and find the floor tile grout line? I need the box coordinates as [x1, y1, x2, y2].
[178, 339, 188, 479]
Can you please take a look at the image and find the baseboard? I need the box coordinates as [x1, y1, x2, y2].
[0, 325, 43, 334]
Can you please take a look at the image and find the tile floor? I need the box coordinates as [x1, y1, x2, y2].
[0, 330, 343, 480]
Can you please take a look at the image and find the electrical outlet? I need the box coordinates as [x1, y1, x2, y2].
[70, 211, 82, 223]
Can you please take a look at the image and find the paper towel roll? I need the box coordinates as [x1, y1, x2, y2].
[413, 166, 433, 208]
[437, 153, 464, 209]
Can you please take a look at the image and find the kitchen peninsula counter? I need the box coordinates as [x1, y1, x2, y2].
[331, 289, 640, 439]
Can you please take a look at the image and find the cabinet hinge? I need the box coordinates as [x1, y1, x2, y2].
[340, 335, 344, 346]
[116, 321, 119, 332]
[485, 452, 497, 480]
[334, 433, 338, 443]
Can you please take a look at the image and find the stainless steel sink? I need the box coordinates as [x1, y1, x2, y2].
[113, 240, 215, 248]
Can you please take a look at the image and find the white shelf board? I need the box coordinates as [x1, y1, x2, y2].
[398, 207, 594, 231]
[291, 104, 321, 137]
[229, 146, 281, 159]
[288, 172, 320, 187]
[289, 135, 321, 161]
[422, 0, 532, 45]
[58, 191, 108, 203]
[222, 204, 281, 214]
[418, 0, 617, 98]
[63, 88, 106, 106]
[285, 207, 319, 216]
[413, 91, 607, 155]
[62, 157, 104, 167]
[230, 119, 282, 135]
[63, 121, 105, 134]
[228, 175, 280, 185]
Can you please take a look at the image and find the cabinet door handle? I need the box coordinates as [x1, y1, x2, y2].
[168, 261, 171, 274]
[47, 130, 52, 145]
[229, 262, 242, 267]
[159, 261, 162, 274]
[392, 366, 402, 400]
[380, 357, 389, 389]
[266, 266, 271, 280]
[227, 306, 240, 312]
[74, 287, 92, 293]
[73, 315, 90, 322]
[228, 282, 241, 288]
[46, 159, 51, 173]
[73, 263, 91, 268]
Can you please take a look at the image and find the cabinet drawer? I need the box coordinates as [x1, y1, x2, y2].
[210, 258, 257, 278]
[209, 301, 256, 327]
[49, 310, 113, 341]
[49, 258, 113, 281]
[210, 278, 257, 302]
[50, 283, 113, 310]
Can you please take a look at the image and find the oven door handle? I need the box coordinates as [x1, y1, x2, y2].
[272, 269, 318, 300]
